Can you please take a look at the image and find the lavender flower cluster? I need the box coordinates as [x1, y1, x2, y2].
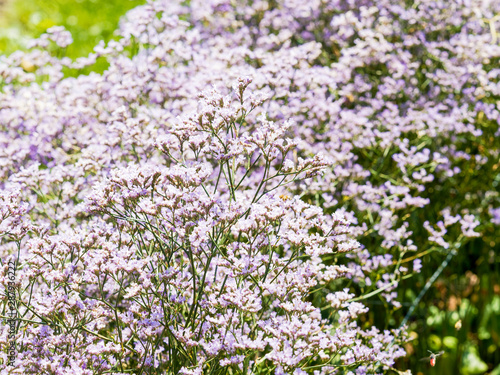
[0, 0, 499, 374]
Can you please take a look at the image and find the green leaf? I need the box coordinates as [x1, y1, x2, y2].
[443, 336, 458, 350]
[490, 363, 500, 375]
[462, 345, 488, 375]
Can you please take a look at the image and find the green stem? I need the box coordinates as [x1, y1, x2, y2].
[399, 244, 459, 329]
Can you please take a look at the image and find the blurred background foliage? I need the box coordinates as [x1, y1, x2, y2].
[397, 243, 500, 375]
[0, 1, 499, 374]
[0, 0, 145, 73]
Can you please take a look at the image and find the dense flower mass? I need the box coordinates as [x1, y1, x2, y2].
[0, 0, 499, 374]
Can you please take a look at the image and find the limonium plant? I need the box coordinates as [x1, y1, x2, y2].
[0, 0, 499, 374]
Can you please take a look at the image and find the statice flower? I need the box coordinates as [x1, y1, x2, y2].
[491, 207, 500, 226]
[27, 26, 73, 49]
[0, 0, 499, 373]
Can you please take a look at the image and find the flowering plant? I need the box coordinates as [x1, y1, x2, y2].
[0, 80, 406, 374]
[0, 0, 499, 374]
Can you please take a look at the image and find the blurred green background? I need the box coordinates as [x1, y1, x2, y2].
[0, 0, 145, 58]
[394, 238, 500, 375]
[0, 1, 499, 374]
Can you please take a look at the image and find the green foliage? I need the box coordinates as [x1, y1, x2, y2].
[462, 345, 489, 375]
[0, 0, 145, 62]
[1, 1, 499, 374]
